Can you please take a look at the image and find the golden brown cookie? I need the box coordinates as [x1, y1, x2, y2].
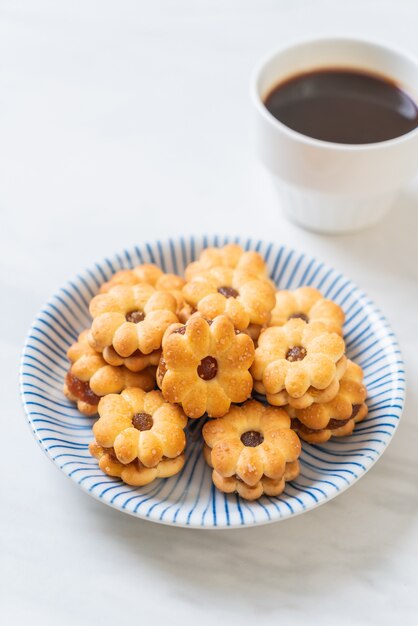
[158, 315, 255, 418]
[89, 441, 185, 487]
[99, 264, 186, 315]
[202, 400, 301, 500]
[92, 388, 187, 471]
[89, 284, 178, 361]
[182, 266, 276, 331]
[185, 244, 269, 281]
[270, 287, 345, 335]
[63, 330, 156, 415]
[253, 356, 347, 409]
[287, 360, 368, 443]
[251, 318, 346, 407]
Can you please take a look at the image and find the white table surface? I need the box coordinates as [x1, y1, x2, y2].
[2, 1, 418, 624]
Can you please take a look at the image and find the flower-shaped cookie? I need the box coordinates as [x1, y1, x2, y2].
[93, 388, 187, 469]
[270, 287, 345, 335]
[288, 360, 368, 443]
[182, 267, 276, 331]
[89, 284, 178, 361]
[63, 330, 156, 415]
[158, 315, 255, 418]
[99, 264, 186, 316]
[185, 244, 269, 281]
[203, 400, 301, 500]
[251, 318, 346, 408]
[89, 441, 185, 487]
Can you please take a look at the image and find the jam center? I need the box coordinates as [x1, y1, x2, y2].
[172, 325, 187, 335]
[286, 346, 307, 362]
[291, 415, 354, 434]
[65, 372, 101, 406]
[197, 356, 218, 380]
[132, 412, 153, 431]
[126, 310, 145, 324]
[327, 417, 352, 430]
[241, 430, 264, 447]
[350, 404, 361, 419]
[218, 286, 239, 298]
[288, 312, 309, 323]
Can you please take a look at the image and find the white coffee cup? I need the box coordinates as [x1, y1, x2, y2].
[251, 37, 418, 234]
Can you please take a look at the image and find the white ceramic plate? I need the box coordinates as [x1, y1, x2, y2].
[20, 236, 405, 528]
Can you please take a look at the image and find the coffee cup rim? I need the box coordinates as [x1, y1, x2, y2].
[251, 35, 418, 152]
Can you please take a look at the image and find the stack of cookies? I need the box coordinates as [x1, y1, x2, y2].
[63, 244, 368, 500]
[251, 286, 367, 443]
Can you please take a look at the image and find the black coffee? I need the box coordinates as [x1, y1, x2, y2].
[264, 68, 418, 144]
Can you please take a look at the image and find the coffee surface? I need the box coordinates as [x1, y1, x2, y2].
[264, 68, 418, 144]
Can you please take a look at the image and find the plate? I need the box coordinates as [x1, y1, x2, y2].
[20, 236, 405, 528]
